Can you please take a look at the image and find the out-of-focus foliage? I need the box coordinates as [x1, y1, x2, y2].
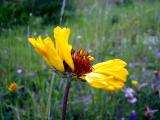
[0, 0, 74, 28]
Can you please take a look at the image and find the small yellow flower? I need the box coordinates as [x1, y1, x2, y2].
[29, 26, 129, 91]
[131, 80, 138, 86]
[8, 82, 17, 92]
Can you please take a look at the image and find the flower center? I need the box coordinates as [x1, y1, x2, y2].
[64, 48, 94, 77]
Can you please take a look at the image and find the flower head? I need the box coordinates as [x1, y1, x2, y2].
[123, 87, 137, 104]
[131, 80, 138, 86]
[144, 106, 158, 119]
[124, 88, 134, 98]
[64, 48, 93, 77]
[8, 82, 17, 92]
[130, 110, 137, 120]
[28, 26, 128, 91]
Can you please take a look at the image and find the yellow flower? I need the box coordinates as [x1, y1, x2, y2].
[28, 26, 128, 91]
[131, 80, 138, 86]
[8, 82, 17, 92]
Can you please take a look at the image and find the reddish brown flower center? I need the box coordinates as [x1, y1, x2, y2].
[64, 48, 93, 77]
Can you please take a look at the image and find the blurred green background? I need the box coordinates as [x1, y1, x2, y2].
[0, 0, 160, 119]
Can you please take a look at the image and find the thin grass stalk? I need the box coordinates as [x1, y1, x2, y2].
[46, 73, 55, 119]
[60, 0, 66, 25]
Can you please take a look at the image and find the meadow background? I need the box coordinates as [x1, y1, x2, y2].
[0, 0, 160, 119]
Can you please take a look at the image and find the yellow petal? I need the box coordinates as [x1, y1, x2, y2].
[85, 72, 124, 91]
[54, 26, 74, 71]
[92, 59, 128, 81]
[93, 59, 127, 70]
[28, 37, 37, 46]
[84, 59, 128, 91]
[28, 36, 64, 71]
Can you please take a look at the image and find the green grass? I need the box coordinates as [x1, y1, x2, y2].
[0, 1, 160, 119]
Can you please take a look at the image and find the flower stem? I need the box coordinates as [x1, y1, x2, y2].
[61, 75, 71, 120]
